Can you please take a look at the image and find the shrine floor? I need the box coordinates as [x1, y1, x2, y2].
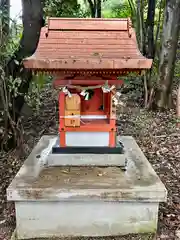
[1, 85, 180, 240]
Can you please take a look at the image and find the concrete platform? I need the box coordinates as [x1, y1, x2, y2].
[7, 136, 167, 240]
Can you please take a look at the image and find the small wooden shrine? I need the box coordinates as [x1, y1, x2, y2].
[24, 18, 152, 150]
[7, 18, 168, 240]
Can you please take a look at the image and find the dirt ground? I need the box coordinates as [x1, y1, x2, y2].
[0, 85, 180, 240]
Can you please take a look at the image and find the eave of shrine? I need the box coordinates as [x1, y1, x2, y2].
[23, 18, 152, 75]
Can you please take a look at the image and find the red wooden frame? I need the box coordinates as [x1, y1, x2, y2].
[56, 77, 122, 147]
[58, 93, 116, 147]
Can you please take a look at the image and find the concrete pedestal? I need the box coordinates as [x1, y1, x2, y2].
[7, 136, 167, 240]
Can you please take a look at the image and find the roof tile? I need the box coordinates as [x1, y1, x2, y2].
[23, 18, 152, 71]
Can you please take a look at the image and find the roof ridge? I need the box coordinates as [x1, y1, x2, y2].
[46, 17, 130, 32]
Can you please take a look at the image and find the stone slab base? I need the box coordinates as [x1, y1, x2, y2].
[15, 201, 158, 239]
[11, 230, 156, 240]
[7, 136, 167, 240]
[47, 153, 127, 167]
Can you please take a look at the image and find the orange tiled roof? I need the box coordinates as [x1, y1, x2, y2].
[23, 18, 152, 72]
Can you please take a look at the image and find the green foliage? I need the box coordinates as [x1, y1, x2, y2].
[103, 1, 132, 18]
[0, 22, 22, 64]
[44, 0, 88, 18]
[0, 12, 24, 149]
[8, 76, 22, 98]
[25, 73, 51, 112]
[174, 60, 180, 86]
[103, 3, 131, 18]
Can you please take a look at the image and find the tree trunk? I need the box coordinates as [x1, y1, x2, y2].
[156, 0, 180, 109]
[9, 0, 44, 64]
[135, 0, 144, 52]
[145, 0, 156, 58]
[87, 0, 101, 18]
[96, 0, 101, 18]
[154, 0, 163, 57]
[1, 0, 44, 150]
[87, 0, 96, 17]
[6, 0, 44, 116]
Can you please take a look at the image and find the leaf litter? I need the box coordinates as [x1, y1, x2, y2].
[0, 85, 180, 240]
